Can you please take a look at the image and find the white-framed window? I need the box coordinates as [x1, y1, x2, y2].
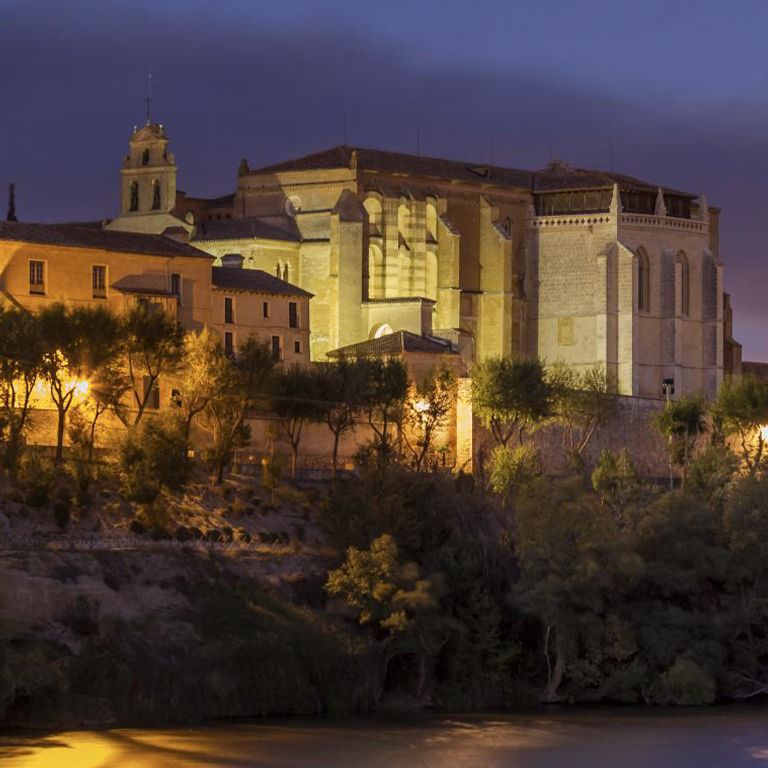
[29, 260, 45, 295]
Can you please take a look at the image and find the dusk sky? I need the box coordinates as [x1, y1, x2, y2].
[2, 0, 767, 358]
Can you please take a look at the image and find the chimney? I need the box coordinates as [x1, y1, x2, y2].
[221, 253, 244, 268]
[6, 183, 17, 222]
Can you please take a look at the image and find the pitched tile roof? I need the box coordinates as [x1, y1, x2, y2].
[249, 145, 696, 197]
[327, 330, 454, 358]
[0, 221, 211, 259]
[111, 273, 172, 296]
[211, 267, 313, 298]
[192, 215, 301, 243]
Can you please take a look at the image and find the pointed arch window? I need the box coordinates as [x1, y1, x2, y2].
[637, 248, 650, 313]
[677, 251, 690, 317]
[151, 180, 161, 210]
[129, 181, 139, 212]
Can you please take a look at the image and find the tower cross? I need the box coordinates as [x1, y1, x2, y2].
[145, 69, 153, 125]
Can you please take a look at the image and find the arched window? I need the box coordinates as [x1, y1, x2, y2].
[677, 251, 690, 317]
[426, 198, 438, 241]
[370, 322, 394, 339]
[426, 251, 438, 301]
[398, 250, 411, 296]
[368, 244, 383, 299]
[151, 180, 161, 210]
[363, 196, 383, 235]
[142, 148, 150, 166]
[398, 202, 409, 244]
[129, 181, 139, 212]
[637, 247, 650, 313]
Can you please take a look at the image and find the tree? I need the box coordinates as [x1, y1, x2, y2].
[122, 303, 184, 425]
[401, 364, 457, 471]
[325, 533, 446, 702]
[472, 357, 551, 447]
[176, 329, 228, 439]
[488, 443, 542, 500]
[271, 364, 325, 479]
[358, 358, 409, 461]
[651, 396, 708, 487]
[38, 304, 122, 463]
[0, 307, 43, 468]
[715, 374, 768, 474]
[198, 337, 274, 484]
[549, 363, 617, 470]
[316, 359, 366, 476]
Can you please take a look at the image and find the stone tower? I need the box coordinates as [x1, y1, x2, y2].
[106, 123, 187, 234]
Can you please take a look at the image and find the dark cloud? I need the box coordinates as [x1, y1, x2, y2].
[1, 1, 766, 357]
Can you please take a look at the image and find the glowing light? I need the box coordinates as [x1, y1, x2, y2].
[413, 399, 430, 413]
[74, 379, 89, 396]
[760, 425, 768, 443]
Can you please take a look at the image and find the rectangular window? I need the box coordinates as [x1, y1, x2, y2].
[262, 301, 270, 319]
[288, 301, 298, 328]
[294, 340, 301, 354]
[143, 375, 160, 410]
[92, 265, 107, 298]
[271, 335, 282, 362]
[171, 273, 181, 304]
[224, 331, 234, 357]
[224, 296, 234, 324]
[29, 260, 45, 295]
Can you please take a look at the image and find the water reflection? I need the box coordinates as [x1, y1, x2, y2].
[2, 710, 768, 767]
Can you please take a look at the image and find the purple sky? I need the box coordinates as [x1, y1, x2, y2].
[2, 0, 767, 358]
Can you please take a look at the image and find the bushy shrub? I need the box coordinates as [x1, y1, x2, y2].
[53, 499, 71, 529]
[129, 519, 145, 535]
[488, 443, 542, 498]
[16, 449, 55, 507]
[651, 659, 716, 705]
[119, 414, 189, 503]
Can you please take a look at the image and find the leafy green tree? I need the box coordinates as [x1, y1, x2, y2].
[488, 443, 542, 500]
[271, 364, 326, 478]
[402, 364, 457, 471]
[0, 306, 43, 468]
[199, 338, 275, 484]
[513, 477, 639, 701]
[687, 444, 739, 512]
[326, 533, 446, 702]
[119, 412, 189, 503]
[472, 357, 551, 447]
[122, 303, 184, 425]
[651, 396, 708, 487]
[591, 448, 649, 519]
[38, 304, 122, 462]
[715, 374, 768, 474]
[549, 363, 617, 470]
[358, 358, 409, 460]
[316, 359, 366, 476]
[176, 329, 229, 439]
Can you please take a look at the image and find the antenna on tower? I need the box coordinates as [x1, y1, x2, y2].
[145, 69, 153, 125]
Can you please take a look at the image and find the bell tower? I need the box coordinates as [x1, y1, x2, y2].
[119, 123, 177, 217]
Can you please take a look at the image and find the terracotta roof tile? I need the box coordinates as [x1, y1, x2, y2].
[327, 330, 453, 358]
[193, 216, 301, 243]
[211, 267, 313, 298]
[0, 221, 210, 259]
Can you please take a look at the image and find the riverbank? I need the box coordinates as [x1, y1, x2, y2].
[4, 708, 768, 767]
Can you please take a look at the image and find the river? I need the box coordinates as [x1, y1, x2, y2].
[1, 709, 767, 767]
